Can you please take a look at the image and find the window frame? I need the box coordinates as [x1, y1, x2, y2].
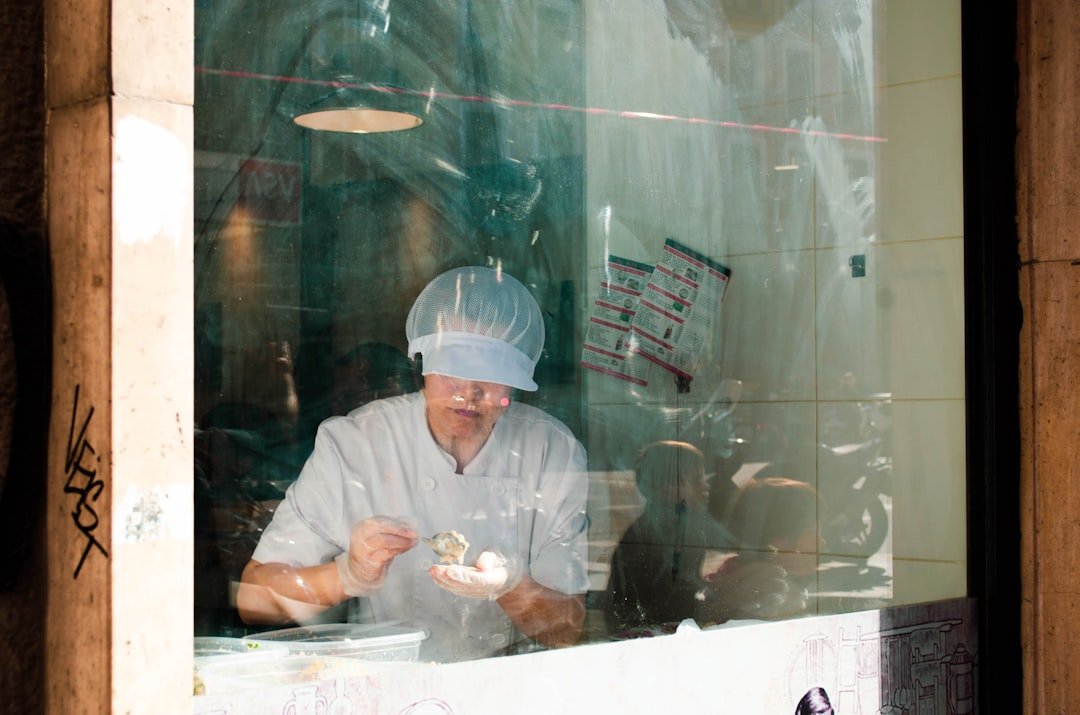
[960, 0, 1021, 711]
[182, 0, 1024, 708]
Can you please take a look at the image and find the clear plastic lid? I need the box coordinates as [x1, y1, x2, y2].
[194, 635, 289, 659]
[242, 622, 428, 651]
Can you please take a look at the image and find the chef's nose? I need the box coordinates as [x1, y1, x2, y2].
[451, 379, 484, 400]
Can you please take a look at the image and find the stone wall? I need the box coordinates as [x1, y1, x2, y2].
[1018, 0, 1080, 712]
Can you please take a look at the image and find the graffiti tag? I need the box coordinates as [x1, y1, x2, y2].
[64, 384, 108, 578]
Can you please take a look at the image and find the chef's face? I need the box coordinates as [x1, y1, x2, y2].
[423, 374, 511, 442]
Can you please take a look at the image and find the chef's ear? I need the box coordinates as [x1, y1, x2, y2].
[411, 352, 424, 388]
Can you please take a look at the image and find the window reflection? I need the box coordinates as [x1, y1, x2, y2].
[194, 0, 964, 673]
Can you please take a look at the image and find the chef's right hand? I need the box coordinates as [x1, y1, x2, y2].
[336, 516, 418, 596]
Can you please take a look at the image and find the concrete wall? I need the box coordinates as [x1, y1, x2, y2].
[1018, 0, 1080, 712]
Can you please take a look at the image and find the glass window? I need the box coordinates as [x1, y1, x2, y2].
[194, 0, 965, 666]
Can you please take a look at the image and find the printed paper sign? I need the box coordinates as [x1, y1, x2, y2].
[581, 256, 654, 385]
[629, 237, 731, 381]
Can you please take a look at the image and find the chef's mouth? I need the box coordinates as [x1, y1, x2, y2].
[453, 408, 480, 418]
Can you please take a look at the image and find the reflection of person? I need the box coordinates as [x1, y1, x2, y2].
[795, 686, 834, 715]
[697, 477, 821, 625]
[237, 267, 589, 662]
[604, 441, 736, 632]
[725, 476, 822, 576]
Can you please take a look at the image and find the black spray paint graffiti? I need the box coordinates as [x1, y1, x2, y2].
[64, 384, 108, 578]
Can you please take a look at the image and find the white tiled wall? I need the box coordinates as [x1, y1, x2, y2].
[882, 0, 962, 85]
[719, 250, 817, 401]
[582, 0, 965, 610]
[889, 399, 967, 563]
[877, 78, 965, 243]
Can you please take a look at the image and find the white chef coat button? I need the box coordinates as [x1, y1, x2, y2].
[421, 477, 436, 492]
[491, 633, 508, 646]
[492, 482, 506, 496]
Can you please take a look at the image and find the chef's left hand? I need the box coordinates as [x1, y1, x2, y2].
[429, 550, 523, 600]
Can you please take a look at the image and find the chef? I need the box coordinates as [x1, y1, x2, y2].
[236, 266, 589, 662]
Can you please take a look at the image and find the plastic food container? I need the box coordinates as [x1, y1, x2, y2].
[197, 654, 389, 695]
[242, 622, 429, 662]
[194, 636, 289, 663]
[193, 636, 292, 696]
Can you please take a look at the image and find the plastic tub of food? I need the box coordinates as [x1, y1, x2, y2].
[197, 654, 391, 695]
[194, 636, 289, 662]
[193, 637, 292, 696]
[242, 622, 429, 662]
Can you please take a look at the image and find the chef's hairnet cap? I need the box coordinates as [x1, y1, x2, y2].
[406, 266, 545, 391]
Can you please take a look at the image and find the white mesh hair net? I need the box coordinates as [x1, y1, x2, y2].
[405, 266, 545, 390]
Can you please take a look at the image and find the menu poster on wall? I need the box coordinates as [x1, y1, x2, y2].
[629, 237, 731, 381]
[581, 256, 654, 385]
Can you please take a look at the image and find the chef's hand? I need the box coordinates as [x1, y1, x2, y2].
[429, 550, 523, 600]
[336, 516, 418, 596]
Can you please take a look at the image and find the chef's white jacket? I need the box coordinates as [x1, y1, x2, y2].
[252, 391, 589, 661]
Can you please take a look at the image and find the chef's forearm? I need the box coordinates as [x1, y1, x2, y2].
[236, 559, 347, 624]
[497, 576, 585, 647]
